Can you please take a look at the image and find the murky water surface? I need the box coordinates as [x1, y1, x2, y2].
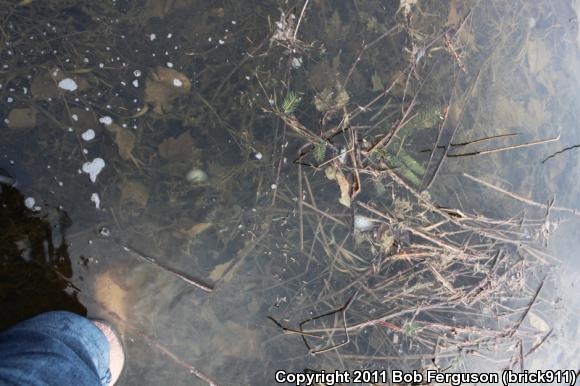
[1, 0, 578, 385]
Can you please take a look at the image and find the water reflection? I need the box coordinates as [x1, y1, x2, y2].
[0, 169, 85, 331]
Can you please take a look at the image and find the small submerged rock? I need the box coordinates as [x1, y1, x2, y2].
[186, 168, 208, 183]
[58, 78, 78, 92]
[354, 215, 378, 232]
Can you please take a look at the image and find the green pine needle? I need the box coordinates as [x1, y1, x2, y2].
[313, 142, 327, 162]
[282, 91, 301, 114]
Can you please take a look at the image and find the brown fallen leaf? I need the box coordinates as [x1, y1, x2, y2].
[208, 7, 224, 17]
[7, 108, 37, 129]
[105, 123, 139, 164]
[31, 72, 59, 100]
[185, 222, 213, 238]
[68, 107, 100, 129]
[31, 68, 90, 100]
[144, 66, 191, 114]
[120, 180, 149, 208]
[141, 0, 176, 19]
[446, 0, 460, 26]
[158, 130, 194, 161]
[208, 260, 232, 281]
[325, 166, 351, 207]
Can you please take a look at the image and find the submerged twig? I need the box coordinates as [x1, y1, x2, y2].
[542, 143, 580, 163]
[448, 135, 560, 157]
[120, 243, 214, 293]
[463, 173, 580, 216]
[293, 0, 310, 40]
[506, 279, 544, 338]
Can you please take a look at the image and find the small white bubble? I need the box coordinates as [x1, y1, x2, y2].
[99, 116, 113, 125]
[24, 197, 35, 209]
[90, 193, 101, 209]
[173, 78, 183, 87]
[81, 129, 95, 141]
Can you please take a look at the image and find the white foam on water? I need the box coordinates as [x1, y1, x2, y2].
[58, 78, 78, 91]
[82, 158, 105, 183]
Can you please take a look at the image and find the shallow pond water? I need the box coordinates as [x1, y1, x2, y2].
[1, 0, 578, 385]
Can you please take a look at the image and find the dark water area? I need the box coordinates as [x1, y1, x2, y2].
[1, 0, 579, 385]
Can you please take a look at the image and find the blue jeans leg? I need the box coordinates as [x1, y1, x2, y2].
[0, 311, 111, 386]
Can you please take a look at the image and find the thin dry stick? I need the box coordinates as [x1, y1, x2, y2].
[450, 132, 518, 147]
[299, 291, 358, 354]
[346, 67, 409, 123]
[120, 243, 214, 292]
[523, 329, 552, 357]
[362, 167, 554, 256]
[271, 124, 287, 206]
[542, 143, 580, 163]
[427, 262, 460, 298]
[343, 25, 400, 89]
[357, 202, 467, 255]
[363, 96, 418, 154]
[507, 279, 544, 338]
[215, 227, 270, 285]
[462, 173, 580, 216]
[277, 190, 347, 226]
[267, 316, 323, 339]
[448, 135, 560, 157]
[293, 0, 310, 40]
[303, 174, 317, 210]
[422, 71, 461, 188]
[303, 303, 448, 334]
[298, 163, 304, 251]
[423, 66, 484, 190]
[152, 339, 220, 386]
[211, 36, 269, 102]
